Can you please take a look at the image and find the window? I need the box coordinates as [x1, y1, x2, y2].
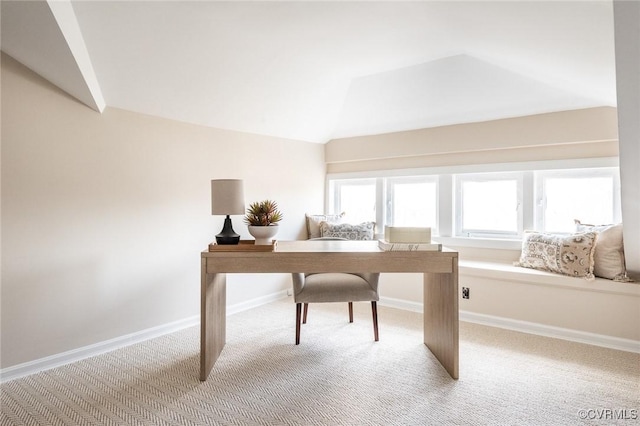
[386, 176, 437, 228]
[328, 159, 620, 247]
[535, 168, 620, 233]
[455, 173, 522, 238]
[330, 178, 377, 224]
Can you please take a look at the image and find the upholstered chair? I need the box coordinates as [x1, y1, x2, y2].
[291, 271, 380, 344]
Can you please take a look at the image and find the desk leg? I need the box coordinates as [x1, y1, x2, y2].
[423, 261, 459, 379]
[200, 265, 226, 381]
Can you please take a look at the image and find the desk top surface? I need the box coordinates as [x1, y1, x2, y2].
[202, 240, 457, 256]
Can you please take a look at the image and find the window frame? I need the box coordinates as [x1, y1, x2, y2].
[326, 157, 619, 249]
[453, 171, 524, 239]
[534, 167, 622, 233]
[329, 177, 379, 225]
[385, 175, 439, 230]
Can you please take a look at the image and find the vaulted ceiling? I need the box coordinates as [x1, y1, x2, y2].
[1, 1, 617, 143]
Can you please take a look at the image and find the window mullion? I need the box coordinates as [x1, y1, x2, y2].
[439, 175, 453, 237]
[376, 178, 385, 236]
[522, 172, 534, 234]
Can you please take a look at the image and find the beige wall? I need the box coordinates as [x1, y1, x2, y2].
[1, 54, 325, 368]
[326, 107, 619, 173]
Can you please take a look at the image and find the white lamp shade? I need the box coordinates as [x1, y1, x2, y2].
[211, 179, 245, 215]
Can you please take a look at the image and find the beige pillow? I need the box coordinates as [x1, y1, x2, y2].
[516, 231, 597, 279]
[320, 221, 375, 240]
[575, 220, 630, 281]
[305, 213, 345, 239]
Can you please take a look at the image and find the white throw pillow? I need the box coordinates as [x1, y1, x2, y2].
[575, 220, 630, 281]
[305, 213, 345, 239]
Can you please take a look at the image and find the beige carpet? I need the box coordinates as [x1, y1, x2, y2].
[1, 298, 638, 425]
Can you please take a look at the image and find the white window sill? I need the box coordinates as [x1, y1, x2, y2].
[433, 236, 522, 251]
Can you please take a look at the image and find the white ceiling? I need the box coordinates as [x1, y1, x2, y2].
[1, 1, 617, 143]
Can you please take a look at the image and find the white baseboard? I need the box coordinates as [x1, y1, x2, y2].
[0, 315, 198, 383]
[227, 290, 288, 316]
[379, 296, 423, 313]
[379, 297, 640, 353]
[459, 310, 640, 354]
[0, 291, 289, 383]
[3, 292, 636, 382]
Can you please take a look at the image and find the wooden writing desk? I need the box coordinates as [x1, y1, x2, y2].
[200, 240, 459, 381]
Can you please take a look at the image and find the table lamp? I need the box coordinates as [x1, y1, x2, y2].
[211, 179, 245, 245]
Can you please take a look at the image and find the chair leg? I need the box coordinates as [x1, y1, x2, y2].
[295, 303, 302, 345]
[303, 303, 308, 324]
[348, 302, 353, 323]
[371, 301, 379, 342]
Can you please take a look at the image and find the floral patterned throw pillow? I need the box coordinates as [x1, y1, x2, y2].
[319, 221, 375, 240]
[516, 231, 597, 279]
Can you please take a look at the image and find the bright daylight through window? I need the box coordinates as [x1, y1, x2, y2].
[331, 179, 377, 224]
[387, 177, 437, 228]
[536, 169, 619, 233]
[328, 164, 620, 245]
[456, 174, 521, 238]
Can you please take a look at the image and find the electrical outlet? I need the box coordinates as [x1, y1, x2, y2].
[462, 287, 470, 299]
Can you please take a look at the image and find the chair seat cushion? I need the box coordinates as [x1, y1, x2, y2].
[295, 273, 380, 303]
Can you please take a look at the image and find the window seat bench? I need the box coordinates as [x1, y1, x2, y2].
[456, 259, 640, 352]
[458, 260, 638, 296]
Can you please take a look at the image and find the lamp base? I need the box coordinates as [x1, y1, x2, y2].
[216, 215, 240, 245]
